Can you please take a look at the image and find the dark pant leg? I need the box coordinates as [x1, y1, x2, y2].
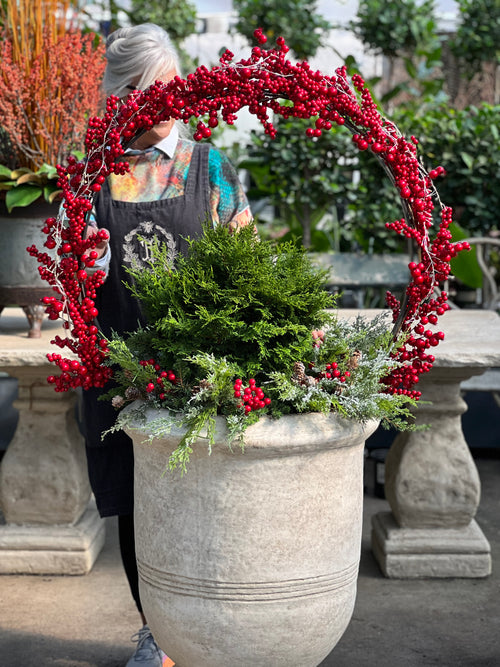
[82, 386, 135, 517]
[118, 513, 142, 614]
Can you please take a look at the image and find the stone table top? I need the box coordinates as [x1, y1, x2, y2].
[2, 306, 499, 371]
[0, 307, 65, 368]
[339, 308, 500, 369]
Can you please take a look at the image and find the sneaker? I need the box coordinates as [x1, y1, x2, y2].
[126, 624, 173, 666]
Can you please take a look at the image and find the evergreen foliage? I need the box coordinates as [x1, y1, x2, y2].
[105, 224, 417, 472]
[124, 223, 335, 380]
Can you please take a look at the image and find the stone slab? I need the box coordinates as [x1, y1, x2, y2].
[371, 511, 491, 579]
[340, 309, 500, 369]
[0, 503, 105, 575]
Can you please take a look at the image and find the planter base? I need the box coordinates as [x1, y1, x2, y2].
[371, 512, 491, 578]
[143, 569, 357, 667]
[0, 501, 105, 575]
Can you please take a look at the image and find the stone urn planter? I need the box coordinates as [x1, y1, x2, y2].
[125, 404, 378, 667]
[0, 201, 57, 337]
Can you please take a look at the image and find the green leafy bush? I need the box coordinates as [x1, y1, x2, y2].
[328, 102, 500, 248]
[450, 0, 500, 78]
[126, 0, 197, 46]
[250, 101, 500, 252]
[391, 103, 500, 236]
[349, 0, 438, 59]
[232, 0, 331, 60]
[242, 114, 408, 254]
[335, 103, 500, 248]
[241, 115, 359, 250]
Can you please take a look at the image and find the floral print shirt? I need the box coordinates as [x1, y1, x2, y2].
[90, 126, 252, 273]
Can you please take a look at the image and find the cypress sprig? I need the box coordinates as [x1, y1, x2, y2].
[126, 223, 336, 379]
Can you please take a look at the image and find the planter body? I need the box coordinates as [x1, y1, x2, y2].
[0, 202, 57, 336]
[0, 202, 57, 289]
[127, 407, 378, 667]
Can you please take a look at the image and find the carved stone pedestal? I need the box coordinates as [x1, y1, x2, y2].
[366, 309, 500, 578]
[0, 501, 105, 575]
[372, 512, 491, 579]
[0, 310, 105, 574]
[372, 367, 492, 578]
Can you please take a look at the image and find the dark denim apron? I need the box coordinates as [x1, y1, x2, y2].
[81, 142, 210, 516]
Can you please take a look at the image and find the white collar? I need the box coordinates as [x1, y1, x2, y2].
[124, 125, 179, 157]
[154, 125, 179, 157]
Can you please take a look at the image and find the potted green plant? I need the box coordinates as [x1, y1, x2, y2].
[31, 29, 465, 664]
[240, 113, 358, 250]
[0, 0, 105, 335]
[102, 223, 413, 666]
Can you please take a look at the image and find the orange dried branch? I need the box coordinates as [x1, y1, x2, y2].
[0, 0, 105, 170]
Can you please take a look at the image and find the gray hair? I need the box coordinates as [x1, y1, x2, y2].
[103, 23, 182, 98]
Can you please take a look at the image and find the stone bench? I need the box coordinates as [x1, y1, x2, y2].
[312, 252, 411, 307]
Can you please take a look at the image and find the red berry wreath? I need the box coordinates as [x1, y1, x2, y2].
[29, 29, 467, 400]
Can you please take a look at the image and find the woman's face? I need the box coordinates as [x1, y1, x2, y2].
[126, 68, 177, 150]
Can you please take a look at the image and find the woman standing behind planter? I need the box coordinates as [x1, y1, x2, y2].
[81, 23, 252, 667]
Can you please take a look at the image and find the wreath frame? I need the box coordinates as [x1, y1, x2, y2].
[29, 29, 467, 399]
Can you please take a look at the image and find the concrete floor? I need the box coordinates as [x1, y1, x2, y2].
[0, 456, 498, 667]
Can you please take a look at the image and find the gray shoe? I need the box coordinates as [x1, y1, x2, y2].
[126, 625, 164, 666]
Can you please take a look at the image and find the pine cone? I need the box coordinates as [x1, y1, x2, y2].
[347, 350, 361, 370]
[125, 386, 141, 400]
[192, 379, 212, 394]
[291, 361, 315, 387]
[112, 395, 125, 408]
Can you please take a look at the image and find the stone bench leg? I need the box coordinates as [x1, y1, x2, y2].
[371, 367, 491, 578]
[0, 366, 105, 574]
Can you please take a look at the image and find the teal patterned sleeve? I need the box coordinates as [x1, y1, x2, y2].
[208, 147, 252, 228]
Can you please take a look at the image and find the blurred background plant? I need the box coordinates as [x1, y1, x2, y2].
[449, 0, 500, 81]
[235, 0, 499, 259]
[240, 115, 358, 250]
[231, 0, 331, 61]
[1, 0, 496, 270]
[123, 0, 198, 72]
[348, 0, 444, 102]
[0, 0, 105, 210]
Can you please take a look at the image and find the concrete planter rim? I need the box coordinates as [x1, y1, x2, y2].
[123, 400, 380, 459]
